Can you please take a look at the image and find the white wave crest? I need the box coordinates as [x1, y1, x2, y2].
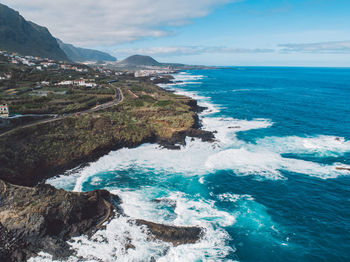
[205, 148, 350, 179]
[31, 189, 236, 262]
[217, 193, 255, 202]
[256, 135, 350, 157]
[41, 71, 350, 261]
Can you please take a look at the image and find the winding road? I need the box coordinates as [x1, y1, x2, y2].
[0, 87, 123, 138]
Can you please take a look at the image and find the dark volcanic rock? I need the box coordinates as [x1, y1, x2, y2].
[0, 180, 204, 261]
[151, 75, 175, 85]
[0, 222, 25, 262]
[336, 167, 350, 171]
[157, 128, 215, 150]
[0, 180, 119, 261]
[136, 220, 203, 246]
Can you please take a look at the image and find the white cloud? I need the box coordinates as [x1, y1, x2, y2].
[114, 46, 275, 57]
[2, 0, 236, 47]
[279, 41, 350, 53]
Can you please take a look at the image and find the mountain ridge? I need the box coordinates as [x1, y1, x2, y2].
[0, 3, 117, 62]
[57, 39, 117, 62]
[0, 3, 68, 61]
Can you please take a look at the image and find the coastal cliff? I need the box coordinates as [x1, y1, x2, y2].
[0, 180, 203, 261]
[0, 79, 212, 261]
[0, 87, 213, 186]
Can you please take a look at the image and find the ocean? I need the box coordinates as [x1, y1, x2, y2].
[34, 67, 350, 262]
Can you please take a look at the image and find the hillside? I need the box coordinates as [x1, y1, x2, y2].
[0, 3, 68, 61]
[118, 54, 161, 67]
[115, 54, 211, 70]
[0, 77, 213, 186]
[57, 39, 117, 62]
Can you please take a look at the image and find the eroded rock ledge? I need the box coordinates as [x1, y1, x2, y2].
[0, 80, 210, 261]
[0, 180, 203, 262]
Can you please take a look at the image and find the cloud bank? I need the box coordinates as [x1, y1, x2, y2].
[2, 0, 236, 47]
[113, 41, 350, 59]
[114, 46, 275, 57]
[280, 41, 350, 53]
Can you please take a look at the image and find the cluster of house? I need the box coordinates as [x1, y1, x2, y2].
[0, 50, 57, 69]
[60, 64, 89, 72]
[56, 79, 97, 88]
[0, 50, 88, 73]
[0, 104, 9, 118]
[134, 69, 174, 78]
[96, 66, 115, 76]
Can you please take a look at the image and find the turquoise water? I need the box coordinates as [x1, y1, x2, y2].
[45, 67, 350, 262]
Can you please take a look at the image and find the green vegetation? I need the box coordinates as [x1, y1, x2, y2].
[0, 3, 67, 60]
[0, 75, 198, 186]
[155, 100, 174, 107]
[0, 61, 115, 114]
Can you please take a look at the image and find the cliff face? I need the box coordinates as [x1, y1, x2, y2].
[0, 180, 118, 261]
[0, 3, 68, 61]
[0, 84, 213, 187]
[0, 81, 212, 261]
[0, 180, 203, 262]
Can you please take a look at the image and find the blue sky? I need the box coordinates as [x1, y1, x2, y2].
[4, 0, 350, 66]
[109, 0, 350, 66]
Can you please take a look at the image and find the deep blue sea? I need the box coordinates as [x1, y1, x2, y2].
[39, 67, 350, 262]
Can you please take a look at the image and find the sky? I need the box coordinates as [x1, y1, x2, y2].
[2, 0, 350, 66]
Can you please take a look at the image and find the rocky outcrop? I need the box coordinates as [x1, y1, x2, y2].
[336, 167, 350, 171]
[136, 220, 202, 246]
[0, 180, 203, 261]
[0, 80, 210, 261]
[151, 75, 175, 85]
[0, 86, 214, 187]
[0, 180, 118, 261]
[157, 128, 215, 150]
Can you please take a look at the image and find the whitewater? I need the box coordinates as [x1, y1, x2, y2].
[31, 68, 350, 262]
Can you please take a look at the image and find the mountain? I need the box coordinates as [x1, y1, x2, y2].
[115, 55, 211, 70]
[0, 3, 68, 61]
[117, 55, 161, 67]
[57, 39, 117, 62]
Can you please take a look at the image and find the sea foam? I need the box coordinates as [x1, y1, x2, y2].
[255, 135, 350, 157]
[42, 71, 350, 261]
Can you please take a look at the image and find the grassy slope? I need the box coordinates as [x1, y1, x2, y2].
[0, 80, 198, 186]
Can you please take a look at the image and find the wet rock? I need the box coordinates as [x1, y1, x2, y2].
[158, 127, 215, 150]
[0, 180, 204, 261]
[185, 128, 215, 142]
[336, 167, 350, 171]
[136, 219, 203, 246]
[0, 180, 120, 262]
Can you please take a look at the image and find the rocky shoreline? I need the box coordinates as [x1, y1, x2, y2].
[0, 90, 213, 187]
[0, 181, 204, 261]
[0, 80, 215, 261]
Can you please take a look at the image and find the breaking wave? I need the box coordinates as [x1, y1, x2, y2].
[39, 71, 350, 261]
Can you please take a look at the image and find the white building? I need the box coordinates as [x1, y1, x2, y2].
[0, 104, 9, 117]
[57, 80, 73, 86]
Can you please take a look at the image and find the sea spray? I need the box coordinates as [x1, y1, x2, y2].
[42, 69, 350, 261]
